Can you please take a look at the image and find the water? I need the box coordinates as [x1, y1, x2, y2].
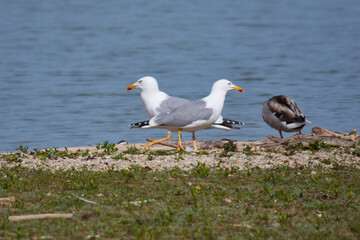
[1, 0, 359, 152]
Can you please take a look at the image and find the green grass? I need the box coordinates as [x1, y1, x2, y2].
[0, 142, 120, 163]
[218, 141, 237, 157]
[284, 139, 335, 156]
[0, 165, 359, 239]
[96, 141, 118, 155]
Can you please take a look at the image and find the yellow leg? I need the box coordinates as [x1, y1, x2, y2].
[192, 132, 198, 152]
[142, 131, 171, 147]
[176, 130, 185, 151]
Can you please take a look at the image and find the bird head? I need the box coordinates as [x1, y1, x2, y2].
[212, 79, 244, 93]
[126, 76, 159, 91]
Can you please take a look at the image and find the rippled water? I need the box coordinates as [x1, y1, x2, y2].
[1, 0, 359, 152]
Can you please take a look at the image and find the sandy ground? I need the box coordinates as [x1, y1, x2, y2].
[1, 133, 359, 172]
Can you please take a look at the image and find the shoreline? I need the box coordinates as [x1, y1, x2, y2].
[1, 127, 359, 172]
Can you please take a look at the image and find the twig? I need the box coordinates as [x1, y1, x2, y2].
[0, 197, 15, 206]
[9, 213, 73, 221]
[71, 193, 97, 204]
[146, 138, 177, 148]
[123, 199, 155, 206]
[0, 197, 16, 203]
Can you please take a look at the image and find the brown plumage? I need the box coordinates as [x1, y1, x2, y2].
[262, 95, 310, 138]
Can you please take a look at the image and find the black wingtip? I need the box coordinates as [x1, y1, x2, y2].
[129, 120, 150, 129]
[222, 118, 245, 125]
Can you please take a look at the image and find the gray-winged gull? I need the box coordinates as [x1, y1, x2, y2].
[130, 79, 244, 151]
[127, 76, 243, 147]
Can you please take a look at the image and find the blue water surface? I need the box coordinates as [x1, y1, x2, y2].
[0, 0, 359, 152]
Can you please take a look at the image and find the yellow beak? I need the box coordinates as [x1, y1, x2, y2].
[232, 86, 244, 92]
[126, 84, 137, 91]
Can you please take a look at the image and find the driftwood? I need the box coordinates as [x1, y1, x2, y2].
[232, 127, 358, 152]
[143, 128, 358, 152]
[9, 213, 73, 221]
[312, 127, 358, 141]
[0, 197, 15, 206]
[146, 138, 225, 150]
[249, 127, 358, 150]
[146, 138, 177, 148]
[268, 135, 355, 148]
[145, 127, 360, 153]
[0, 197, 15, 202]
[60, 127, 358, 153]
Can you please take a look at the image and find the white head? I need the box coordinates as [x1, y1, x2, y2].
[126, 76, 159, 92]
[211, 79, 244, 93]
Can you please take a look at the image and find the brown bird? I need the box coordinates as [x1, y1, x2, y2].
[262, 95, 311, 138]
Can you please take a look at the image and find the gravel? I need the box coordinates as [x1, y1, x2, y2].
[1, 140, 359, 172]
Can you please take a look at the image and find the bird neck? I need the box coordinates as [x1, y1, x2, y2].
[207, 89, 227, 104]
[140, 90, 168, 118]
[204, 90, 227, 116]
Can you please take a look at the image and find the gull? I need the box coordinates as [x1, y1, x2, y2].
[262, 95, 311, 138]
[130, 79, 244, 151]
[127, 76, 243, 147]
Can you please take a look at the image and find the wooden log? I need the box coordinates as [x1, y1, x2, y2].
[0, 197, 16, 206]
[312, 127, 358, 141]
[9, 213, 73, 221]
[0, 197, 15, 203]
[316, 136, 355, 148]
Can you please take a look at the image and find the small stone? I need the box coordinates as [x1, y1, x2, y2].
[301, 142, 310, 147]
[316, 210, 322, 217]
[349, 129, 357, 135]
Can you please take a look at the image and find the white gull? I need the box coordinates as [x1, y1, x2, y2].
[127, 76, 243, 148]
[131, 79, 244, 151]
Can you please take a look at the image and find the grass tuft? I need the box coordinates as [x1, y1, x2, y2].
[123, 145, 143, 155]
[219, 141, 237, 157]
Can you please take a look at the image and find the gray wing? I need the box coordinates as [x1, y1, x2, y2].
[153, 100, 212, 126]
[157, 96, 190, 113]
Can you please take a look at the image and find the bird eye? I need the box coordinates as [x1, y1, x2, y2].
[228, 83, 231, 85]
[139, 80, 143, 83]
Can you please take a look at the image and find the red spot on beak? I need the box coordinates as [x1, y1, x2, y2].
[126, 84, 137, 91]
